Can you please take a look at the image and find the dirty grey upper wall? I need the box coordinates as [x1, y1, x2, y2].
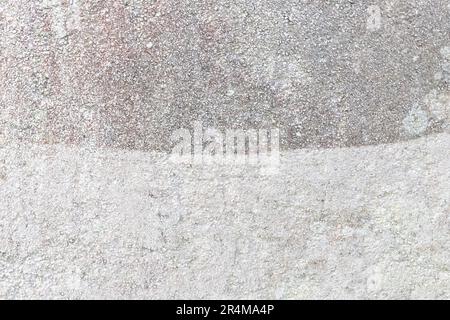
[1, 0, 450, 152]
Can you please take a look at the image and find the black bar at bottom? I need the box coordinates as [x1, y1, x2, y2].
[0, 300, 445, 318]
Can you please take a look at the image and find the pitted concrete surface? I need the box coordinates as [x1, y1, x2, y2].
[0, 133, 449, 299]
[1, 0, 450, 299]
[1, 0, 450, 151]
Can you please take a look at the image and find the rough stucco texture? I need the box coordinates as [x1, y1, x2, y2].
[1, 0, 450, 299]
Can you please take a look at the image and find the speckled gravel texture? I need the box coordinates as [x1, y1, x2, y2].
[0, 0, 450, 299]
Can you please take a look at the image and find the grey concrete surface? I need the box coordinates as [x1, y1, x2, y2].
[0, 0, 450, 299]
[0, 134, 449, 299]
[1, 0, 450, 151]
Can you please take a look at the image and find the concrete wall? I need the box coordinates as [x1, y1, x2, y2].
[0, 0, 449, 299]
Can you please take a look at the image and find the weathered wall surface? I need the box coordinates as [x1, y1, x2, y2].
[0, 134, 449, 299]
[2, 0, 450, 151]
[0, 0, 449, 299]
